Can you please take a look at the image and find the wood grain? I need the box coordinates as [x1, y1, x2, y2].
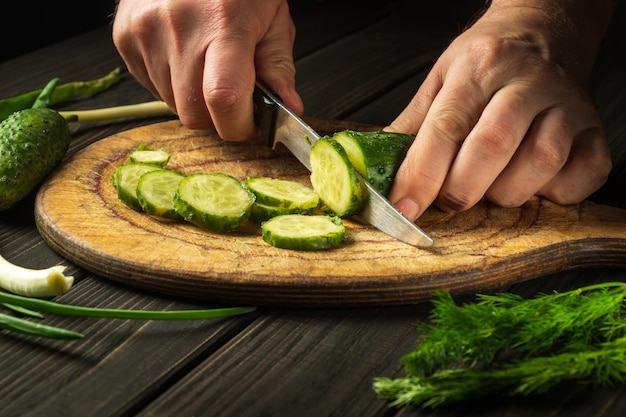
[34, 119, 626, 307]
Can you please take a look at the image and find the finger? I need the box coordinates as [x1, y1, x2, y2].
[538, 125, 611, 204]
[168, 44, 213, 130]
[387, 74, 489, 220]
[436, 82, 549, 212]
[485, 107, 572, 207]
[203, 35, 257, 141]
[254, 2, 304, 116]
[385, 68, 443, 134]
[112, 11, 166, 104]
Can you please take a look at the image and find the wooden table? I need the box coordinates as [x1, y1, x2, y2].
[1, 1, 625, 416]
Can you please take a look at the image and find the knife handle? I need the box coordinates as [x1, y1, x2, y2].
[253, 82, 278, 149]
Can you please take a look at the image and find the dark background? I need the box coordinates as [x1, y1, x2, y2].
[2, 1, 116, 62]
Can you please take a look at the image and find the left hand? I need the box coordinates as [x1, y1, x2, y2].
[386, 2, 613, 221]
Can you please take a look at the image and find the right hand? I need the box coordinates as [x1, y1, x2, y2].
[113, 0, 304, 140]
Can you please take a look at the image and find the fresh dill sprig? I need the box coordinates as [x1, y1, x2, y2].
[403, 282, 626, 376]
[374, 335, 626, 408]
[374, 282, 626, 408]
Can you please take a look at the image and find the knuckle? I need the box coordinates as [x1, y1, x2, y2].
[478, 122, 519, 158]
[205, 85, 246, 114]
[430, 109, 474, 146]
[436, 190, 476, 213]
[526, 117, 571, 173]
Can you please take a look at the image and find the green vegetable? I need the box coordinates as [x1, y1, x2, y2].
[309, 136, 366, 217]
[59, 101, 172, 124]
[129, 143, 172, 166]
[261, 214, 345, 250]
[373, 282, 626, 408]
[249, 201, 304, 223]
[112, 163, 164, 210]
[0, 67, 171, 211]
[1, 312, 84, 339]
[0, 67, 121, 122]
[245, 177, 319, 210]
[174, 173, 255, 233]
[0, 290, 256, 340]
[332, 130, 414, 196]
[136, 169, 185, 219]
[0, 79, 71, 210]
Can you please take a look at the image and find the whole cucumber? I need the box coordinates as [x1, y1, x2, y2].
[0, 108, 70, 210]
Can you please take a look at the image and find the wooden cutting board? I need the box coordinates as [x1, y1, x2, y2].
[34, 119, 626, 307]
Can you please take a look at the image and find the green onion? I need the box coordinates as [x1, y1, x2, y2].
[0, 253, 74, 297]
[0, 313, 83, 340]
[0, 291, 256, 340]
[0, 67, 121, 122]
[0, 291, 256, 321]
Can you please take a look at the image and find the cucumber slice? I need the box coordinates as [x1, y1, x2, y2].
[332, 130, 413, 196]
[173, 173, 255, 232]
[249, 202, 310, 223]
[136, 169, 185, 219]
[245, 177, 319, 210]
[261, 214, 345, 251]
[112, 163, 163, 210]
[129, 143, 171, 166]
[309, 136, 366, 217]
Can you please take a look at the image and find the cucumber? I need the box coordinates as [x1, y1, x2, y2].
[174, 173, 255, 233]
[0, 108, 70, 210]
[245, 177, 319, 210]
[261, 214, 345, 251]
[112, 163, 163, 210]
[331, 130, 414, 196]
[129, 143, 171, 166]
[136, 169, 185, 219]
[309, 136, 366, 217]
[249, 202, 306, 223]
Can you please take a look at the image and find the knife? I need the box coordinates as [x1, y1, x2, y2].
[253, 82, 434, 248]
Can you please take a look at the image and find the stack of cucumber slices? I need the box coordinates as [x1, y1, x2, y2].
[112, 130, 413, 251]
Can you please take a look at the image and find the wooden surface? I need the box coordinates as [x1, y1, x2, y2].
[1, 1, 625, 417]
[36, 119, 626, 307]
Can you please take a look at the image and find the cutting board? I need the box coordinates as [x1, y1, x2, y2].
[34, 119, 626, 307]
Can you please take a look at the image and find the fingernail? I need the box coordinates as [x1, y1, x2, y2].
[394, 197, 420, 221]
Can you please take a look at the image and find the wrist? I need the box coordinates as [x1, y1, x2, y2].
[481, 0, 617, 80]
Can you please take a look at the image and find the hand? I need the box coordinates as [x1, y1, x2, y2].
[386, 1, 614, 221]
[112, 0, 304, 140]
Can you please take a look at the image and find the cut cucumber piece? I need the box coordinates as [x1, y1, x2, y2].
[332, 130, 413, 196]
[309, 136, 366, 217]
[173, 173, 255, 232]
[245, 177, 319, 210]
[112, 163, 163, 210]
[261, 214, 345, 251]
[249, 201, 311, 223]
[129, 143, 171, 166]
[136, 169, 185, 219]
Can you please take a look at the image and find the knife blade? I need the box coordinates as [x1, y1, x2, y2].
[253, 81, 433, 248]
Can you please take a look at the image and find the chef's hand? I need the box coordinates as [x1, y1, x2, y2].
[387, 1, 615, 221]
[112, 0, 303, 140]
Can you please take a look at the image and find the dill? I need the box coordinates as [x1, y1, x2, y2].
[374, 282, 626, 408]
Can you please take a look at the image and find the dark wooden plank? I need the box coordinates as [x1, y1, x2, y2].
[132, 305, 430, 417]
[0, 277, 260, 417]
[0, 2, 624, 417]
[294, 0, 485, 120]
[289, 0, 392, 59]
